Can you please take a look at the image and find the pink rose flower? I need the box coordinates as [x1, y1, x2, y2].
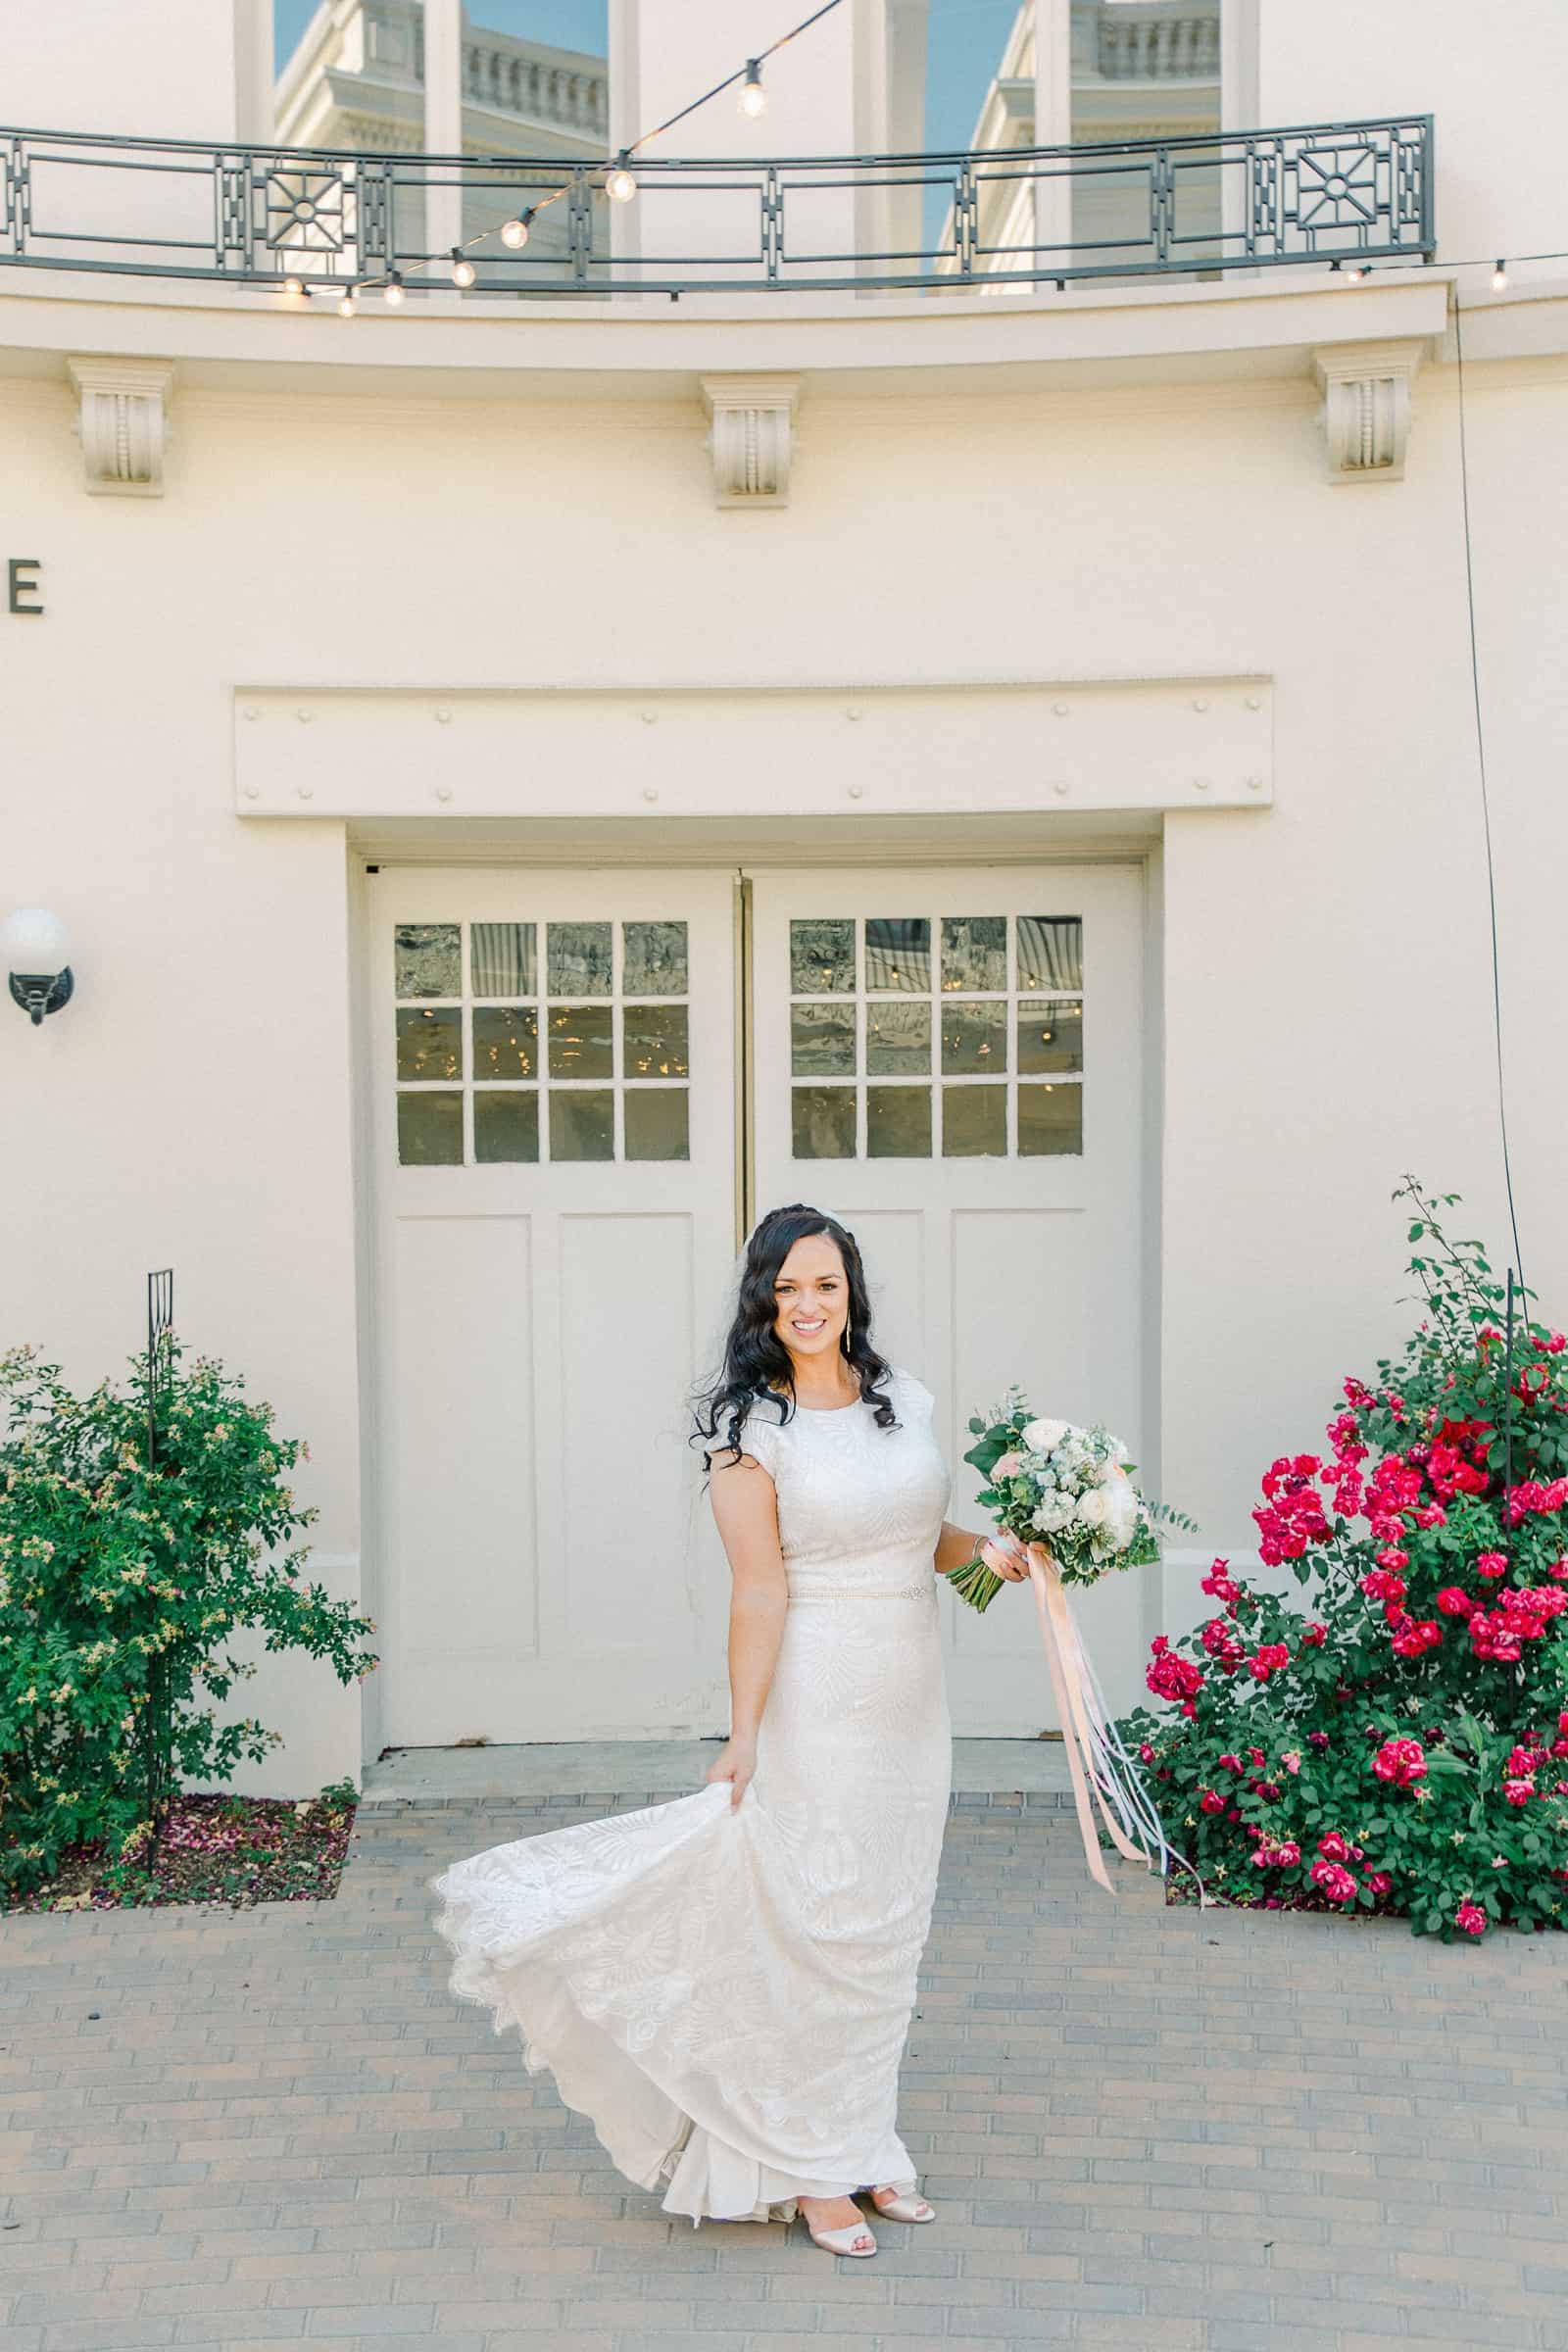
[1455, 1900, 1486, 1937]
[1372, 1737, 1427, 1787]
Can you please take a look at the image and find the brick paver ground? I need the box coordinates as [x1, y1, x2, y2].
[2, 1789, 1565, 2352]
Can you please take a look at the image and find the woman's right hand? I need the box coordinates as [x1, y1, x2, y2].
[706, 1735, 758, 1811]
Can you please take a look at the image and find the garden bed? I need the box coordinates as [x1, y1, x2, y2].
[1, 1783, 357, 1914]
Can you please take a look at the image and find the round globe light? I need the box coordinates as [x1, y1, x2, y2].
[500, 214, 531, 250]
[451, 248, 477, 287]
[605, 162, 637, 203]
[3, 908, 70, 970]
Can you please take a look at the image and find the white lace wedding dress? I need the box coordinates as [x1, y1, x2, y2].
[429, 1366, 954, 2225]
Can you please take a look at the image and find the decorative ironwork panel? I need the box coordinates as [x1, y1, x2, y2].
[2, 134, 29, 255]
[262, 161, 353, 256]
[0, 116, 1434, 295]
[216, 156, 250, 272]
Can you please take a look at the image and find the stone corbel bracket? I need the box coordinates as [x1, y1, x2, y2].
[67, 357, 174, 496]
[1313, 339, 1423, 483]
[701, 374, 800, 508]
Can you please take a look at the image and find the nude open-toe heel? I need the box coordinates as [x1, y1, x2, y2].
[867, 2183, 935, 2223]
[804, 2215, 877, 2257]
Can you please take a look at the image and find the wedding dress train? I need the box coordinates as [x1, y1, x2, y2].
[429, 1366, 954, 2225]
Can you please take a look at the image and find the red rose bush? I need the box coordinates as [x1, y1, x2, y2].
[1115, 1182, 1568, 1941]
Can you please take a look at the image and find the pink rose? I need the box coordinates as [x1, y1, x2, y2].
[1372, 1738, 1427, 1788]
[1455, 1900, 1486, 1937]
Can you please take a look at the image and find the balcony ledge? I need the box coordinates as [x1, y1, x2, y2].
[0, 265, 1462, 404]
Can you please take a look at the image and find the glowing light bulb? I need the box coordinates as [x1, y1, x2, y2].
[282, 273, 306, 297]
[1492, 258, 1508, 290]
[383, 271, 406, 306]
[451, 247, 476, 288]
[1347, 263, 1369, 283]
[740, 61, 765, 118]
[606, 155, 637, 203]
[338, 291, 358, 317]
[501, 211, 532, 249]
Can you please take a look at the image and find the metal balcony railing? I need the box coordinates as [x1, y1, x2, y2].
[0, 115, 1434, 299]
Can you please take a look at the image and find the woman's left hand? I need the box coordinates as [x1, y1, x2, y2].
[979, 1531, 1030, 1582]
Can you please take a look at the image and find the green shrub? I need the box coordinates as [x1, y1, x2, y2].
[1116, 1180, 1568, 1940]
[0, 1341, 377, 1896]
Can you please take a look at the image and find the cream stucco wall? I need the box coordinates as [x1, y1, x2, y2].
[3, 330, 1565, 1782]
[3, 0, 1568, 1786]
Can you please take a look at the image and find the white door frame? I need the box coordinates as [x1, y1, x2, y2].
[351, 825, 1165, 1749]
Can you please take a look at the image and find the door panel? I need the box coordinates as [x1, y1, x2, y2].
[369, 869, 737, 1744]
[750, 866, 1146, 1732]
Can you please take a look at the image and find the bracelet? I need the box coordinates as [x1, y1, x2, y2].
[942, 1534, 990, 1577]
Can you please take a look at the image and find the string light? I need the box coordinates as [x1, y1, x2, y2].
[1493, 258, 1508, 289]
[1347, 262, 1370, 283]
[283, 3, 846, 308]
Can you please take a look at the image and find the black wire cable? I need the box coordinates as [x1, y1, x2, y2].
[1451, 293, 1527, 1297]
[627, 0, 848, 157]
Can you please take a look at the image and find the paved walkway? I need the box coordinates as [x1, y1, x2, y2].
[361, 1739, 1074, 1804]
[2, 1786, 1564, 2352]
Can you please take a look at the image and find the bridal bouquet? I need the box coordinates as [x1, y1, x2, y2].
[950, 1387, 1183, 1612]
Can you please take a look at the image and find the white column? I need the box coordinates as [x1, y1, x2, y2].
[423, 0, 464, 266]
[1032, 0, 1072, 275]
[626, 0, 858, 274]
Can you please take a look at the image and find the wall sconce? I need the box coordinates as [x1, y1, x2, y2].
[4, 908, 74, 1024]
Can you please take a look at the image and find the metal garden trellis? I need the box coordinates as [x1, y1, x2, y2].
[139, 1268, 176, 1844]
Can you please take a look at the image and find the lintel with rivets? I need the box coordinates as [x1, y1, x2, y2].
[233, 679, 1274, 818]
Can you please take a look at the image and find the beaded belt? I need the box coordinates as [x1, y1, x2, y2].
[787, 1580, 934, 1603]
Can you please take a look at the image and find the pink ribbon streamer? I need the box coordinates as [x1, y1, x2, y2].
[1026, 1547, 1161, 1895]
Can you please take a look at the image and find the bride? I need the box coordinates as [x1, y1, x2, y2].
[430, 1201, 1027, 2259]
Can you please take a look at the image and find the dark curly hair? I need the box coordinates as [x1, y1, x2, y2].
[692, 1202, 898, 1468]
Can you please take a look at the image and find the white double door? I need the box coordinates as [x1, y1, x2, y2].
[368, 859, 1145, 1746]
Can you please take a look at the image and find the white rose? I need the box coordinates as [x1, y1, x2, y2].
[1102, 1472, 1141, 1550]
[1021, 1416, 1067, 1454]
[1074, 1488, 1109, 1529]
